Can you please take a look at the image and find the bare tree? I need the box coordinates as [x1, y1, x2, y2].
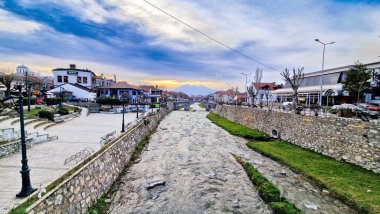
[247, 68, 262, 107]
[0, 73, 15, 97]
[280, 67, 304, 113]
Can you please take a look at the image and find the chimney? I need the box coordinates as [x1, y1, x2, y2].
[69, 64, 76, 69]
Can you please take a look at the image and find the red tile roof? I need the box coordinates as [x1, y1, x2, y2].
[252, 82, 278, 90]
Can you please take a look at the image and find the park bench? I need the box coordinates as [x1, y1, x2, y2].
[99, 130, 116, 145]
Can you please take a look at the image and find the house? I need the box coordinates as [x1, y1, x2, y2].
[162, 91, 189, 101]
[208, 89, 235, 103]
[97, 82, 143, 103]
[248, 82, 282, 105]
[273, 61, 380, 106]
[95, 74, 115, 88]
[140, 85, 162, 103]
[234, 93, 247, 103]
[52, 64, 96, 89]
[48, 83, 97, 101]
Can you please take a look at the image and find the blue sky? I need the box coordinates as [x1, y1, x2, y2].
[0, 0, 379, 90]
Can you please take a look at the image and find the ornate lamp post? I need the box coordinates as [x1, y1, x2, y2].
[136, 95, 140, 119]
[1, 85, 37, 197]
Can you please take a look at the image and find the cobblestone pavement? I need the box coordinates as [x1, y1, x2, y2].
[0, 109, 138, 213]
[108, 107, 356, 214]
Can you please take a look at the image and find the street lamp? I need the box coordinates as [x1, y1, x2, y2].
[315, 39, 335, 107]
[136, 96, 139, 119]
[121, 98, 125, 133]
[1, 85, 37, 197]
[241, 73, 252, 103]
[25, 70, 31, 112]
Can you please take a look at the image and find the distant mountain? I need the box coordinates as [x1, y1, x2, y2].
[174, 84, 216, 96]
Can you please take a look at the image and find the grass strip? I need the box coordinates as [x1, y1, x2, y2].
[247, 141, 380, 214]
[233, 154, 302, 214]
[199, 103, 206, 109]
[207, 113, 270, 141]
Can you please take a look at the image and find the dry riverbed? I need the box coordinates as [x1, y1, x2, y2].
[107, 105, 356, 214]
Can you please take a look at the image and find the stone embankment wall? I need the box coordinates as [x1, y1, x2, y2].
[24, 107, 172, 214]
[213, 105, 380, 173]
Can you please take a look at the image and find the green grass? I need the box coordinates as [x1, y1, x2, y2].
[86, 197, 106, 214]
[207, 113, 270, 141]
[247, 141, 380, 214]
[233, 154, 301, 214]
[198, 103, 206, 108]
[24, 108, 43, 116]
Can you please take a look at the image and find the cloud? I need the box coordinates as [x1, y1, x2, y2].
[0, 8, 44, 34]
[1, 0, 380, 91]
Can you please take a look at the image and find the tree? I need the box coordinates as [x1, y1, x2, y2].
[0, 73, 15, 97]
[247, 68, 262, 107]
[342, 62, 371, 103]
[280, 67, 304, 113]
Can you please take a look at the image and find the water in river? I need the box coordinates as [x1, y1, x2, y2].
[107, 107, 356, 214]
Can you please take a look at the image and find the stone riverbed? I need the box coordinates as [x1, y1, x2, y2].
[107, 105, 357, 214]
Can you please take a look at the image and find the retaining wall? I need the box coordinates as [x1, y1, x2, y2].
[213, 105, 380, 173]
[24, 107, 171, 214]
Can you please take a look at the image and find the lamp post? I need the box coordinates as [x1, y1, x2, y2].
[136, 95, 139, 119]
[241, 73, 252, 103]
[8, 85, 37, 197]
[121, 99, 125, 133]
[315, 39, 335, 107]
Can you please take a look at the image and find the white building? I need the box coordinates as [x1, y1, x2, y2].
[52, 64, 95, 89]
[48, 83, 97, 101]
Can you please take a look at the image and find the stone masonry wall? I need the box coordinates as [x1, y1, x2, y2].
[24, 107, 171, 214]
[213, 105, 380, 173]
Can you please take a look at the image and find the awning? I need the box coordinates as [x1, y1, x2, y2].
[272, 84, 343, 96]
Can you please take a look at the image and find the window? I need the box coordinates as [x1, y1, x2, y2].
[83, 77, 88, 84]
[64, 76, 68, 83]
[57, 75, 62, 83]
[77, 76, 82, 83]
[132, 91, 137, 95]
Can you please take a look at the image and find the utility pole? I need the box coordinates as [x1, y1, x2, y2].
[241, 73, 252, 103]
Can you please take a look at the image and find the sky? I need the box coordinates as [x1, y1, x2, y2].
[0, 0, 379, 91]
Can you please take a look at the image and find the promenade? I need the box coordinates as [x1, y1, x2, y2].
[0, 108, 137, 213]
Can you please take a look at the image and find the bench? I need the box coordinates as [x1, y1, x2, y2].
[100, 130, 116, 145]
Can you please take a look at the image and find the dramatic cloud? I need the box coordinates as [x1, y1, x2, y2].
[0, 0, 379, 90]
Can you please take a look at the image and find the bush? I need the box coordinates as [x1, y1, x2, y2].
[337, 108, 353, 118]
[57, 108, 69, 115]
[270, 202, 302, 214]
[258, 182, 281, 202]
[38, 110, 54, 121]
[45, 98, 61, 105]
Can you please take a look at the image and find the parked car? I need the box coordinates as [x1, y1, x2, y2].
[356, 103, 380, 111]
[332, 103, 378, 119]
[282, 101, 293, 110]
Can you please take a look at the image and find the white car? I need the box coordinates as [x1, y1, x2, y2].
[282, 102, 293, 109]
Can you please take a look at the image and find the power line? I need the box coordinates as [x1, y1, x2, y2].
[143, 0, 279, 71]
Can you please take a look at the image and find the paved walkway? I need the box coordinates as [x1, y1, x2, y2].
[0, 108, 138, 213]
[108, 105, 356, 214]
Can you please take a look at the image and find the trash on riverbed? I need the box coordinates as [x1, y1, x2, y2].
[203, 172, 215, 178]
[303, 200, 318, 210]
[147, 180, 166, 190]
[279, 169, 287, 176]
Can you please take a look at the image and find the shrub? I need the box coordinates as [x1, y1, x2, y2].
[270, 202, 302, 214]
[258, 182, 281, 203]
[38, 110, 54, 121]
[45, 98, 61, 105]
[57, 108, 69, 115]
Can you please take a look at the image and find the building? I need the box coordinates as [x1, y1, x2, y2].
[48, 83, 97, 101]
[95, 74, 115, 88]
[98, 82, 143, 103]
[248, 82, 282, 105]
[273, 61, 380, 106]
[52, 64, 96, 89]
[162, 91, 189, 101]
[208, 89, 235, 103]
[140, 85, 162, 103]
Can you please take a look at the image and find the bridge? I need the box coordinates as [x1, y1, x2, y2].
[171, 101, 215, 111]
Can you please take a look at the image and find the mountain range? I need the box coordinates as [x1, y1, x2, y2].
[174, 84, 216, 96]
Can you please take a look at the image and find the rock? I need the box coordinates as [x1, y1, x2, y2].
[147, 179, 166, 190]
[105, 199, 112, 203]
[279, 169, 287, 176]
[354, 156, 363, 163]
[303, 200, 318, 210]
[322, 189, 329, 194]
